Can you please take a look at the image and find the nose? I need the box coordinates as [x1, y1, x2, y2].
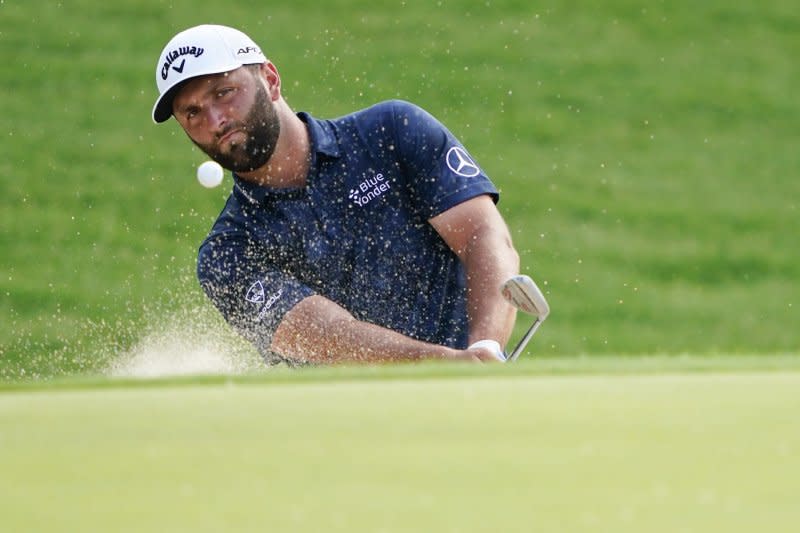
[206, 105, 228, 136]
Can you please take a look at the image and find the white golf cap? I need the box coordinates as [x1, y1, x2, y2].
[152, 24, 267, 123]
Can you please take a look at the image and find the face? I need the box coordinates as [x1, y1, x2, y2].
[172, 67, 281, 173]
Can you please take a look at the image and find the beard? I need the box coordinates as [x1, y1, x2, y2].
[193, 82, 281, 173]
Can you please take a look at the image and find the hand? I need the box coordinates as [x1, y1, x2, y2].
[465, 339, 506, 363]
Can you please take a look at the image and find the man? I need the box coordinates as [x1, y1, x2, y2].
[152, 24, 520, 365]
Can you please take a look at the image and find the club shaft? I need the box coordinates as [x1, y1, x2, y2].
[507, 318, 542, 362]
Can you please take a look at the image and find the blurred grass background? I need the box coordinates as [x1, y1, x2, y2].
[1, 0, 798, 379]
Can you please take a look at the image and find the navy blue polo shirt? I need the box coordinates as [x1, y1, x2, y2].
[197, 100, 499, 364]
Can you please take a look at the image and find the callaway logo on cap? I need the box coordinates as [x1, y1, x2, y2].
[152, 24, 267, 123]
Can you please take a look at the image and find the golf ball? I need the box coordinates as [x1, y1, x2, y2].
[197, 161, 224, 188]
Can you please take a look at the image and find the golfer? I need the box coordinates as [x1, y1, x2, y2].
[152, 24, 521, 365]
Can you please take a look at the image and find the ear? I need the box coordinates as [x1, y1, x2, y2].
[260, 61, 282, 101]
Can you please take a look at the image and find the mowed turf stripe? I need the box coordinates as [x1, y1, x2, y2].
[1, 372, 799, 532]
[4, 354, 800, 393]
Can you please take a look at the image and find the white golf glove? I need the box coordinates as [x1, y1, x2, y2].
[468, 339, 507, 362]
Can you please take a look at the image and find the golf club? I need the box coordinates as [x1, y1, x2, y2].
[502, 274, 550, 362]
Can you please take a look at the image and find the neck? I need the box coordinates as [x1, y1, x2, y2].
[237, 108, 311, 188]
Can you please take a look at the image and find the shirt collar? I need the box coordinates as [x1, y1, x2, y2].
[298, 111, 340, 158]
[232, 111, 339, 205]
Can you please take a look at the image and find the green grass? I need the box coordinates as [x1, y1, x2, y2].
[2, 357, 799, 532]
[1, 0, 799, 379]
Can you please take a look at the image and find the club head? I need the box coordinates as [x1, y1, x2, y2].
[502, 275, 550, 319]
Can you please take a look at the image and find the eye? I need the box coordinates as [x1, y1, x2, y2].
[216, 87, 236, 98]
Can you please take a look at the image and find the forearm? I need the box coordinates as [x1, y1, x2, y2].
[430, 195, 521, 348]
[271, 295, 463, 364]
[462, 223, 520, 346]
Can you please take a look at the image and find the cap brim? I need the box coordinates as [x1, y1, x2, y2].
[152, 83, 183, 123]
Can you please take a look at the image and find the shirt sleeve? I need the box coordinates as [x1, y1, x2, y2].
[197, 232, 316, 364]
[389, 100, 499, 219]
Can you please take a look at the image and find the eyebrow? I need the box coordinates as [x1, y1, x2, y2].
[175, 75, 230, 116]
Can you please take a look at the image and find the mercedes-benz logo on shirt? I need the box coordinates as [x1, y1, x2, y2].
[446, 147, 480, 177]
[245, 280, 266, 304]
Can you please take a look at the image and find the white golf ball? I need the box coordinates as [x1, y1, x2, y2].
[197, 161, 224, 188]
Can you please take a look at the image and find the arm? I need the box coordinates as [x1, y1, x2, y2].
[383, 101, 519, 347]
[270, 294, 501, 364]
[199, 231, 503, 366]
[429, 194, 520, 347]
